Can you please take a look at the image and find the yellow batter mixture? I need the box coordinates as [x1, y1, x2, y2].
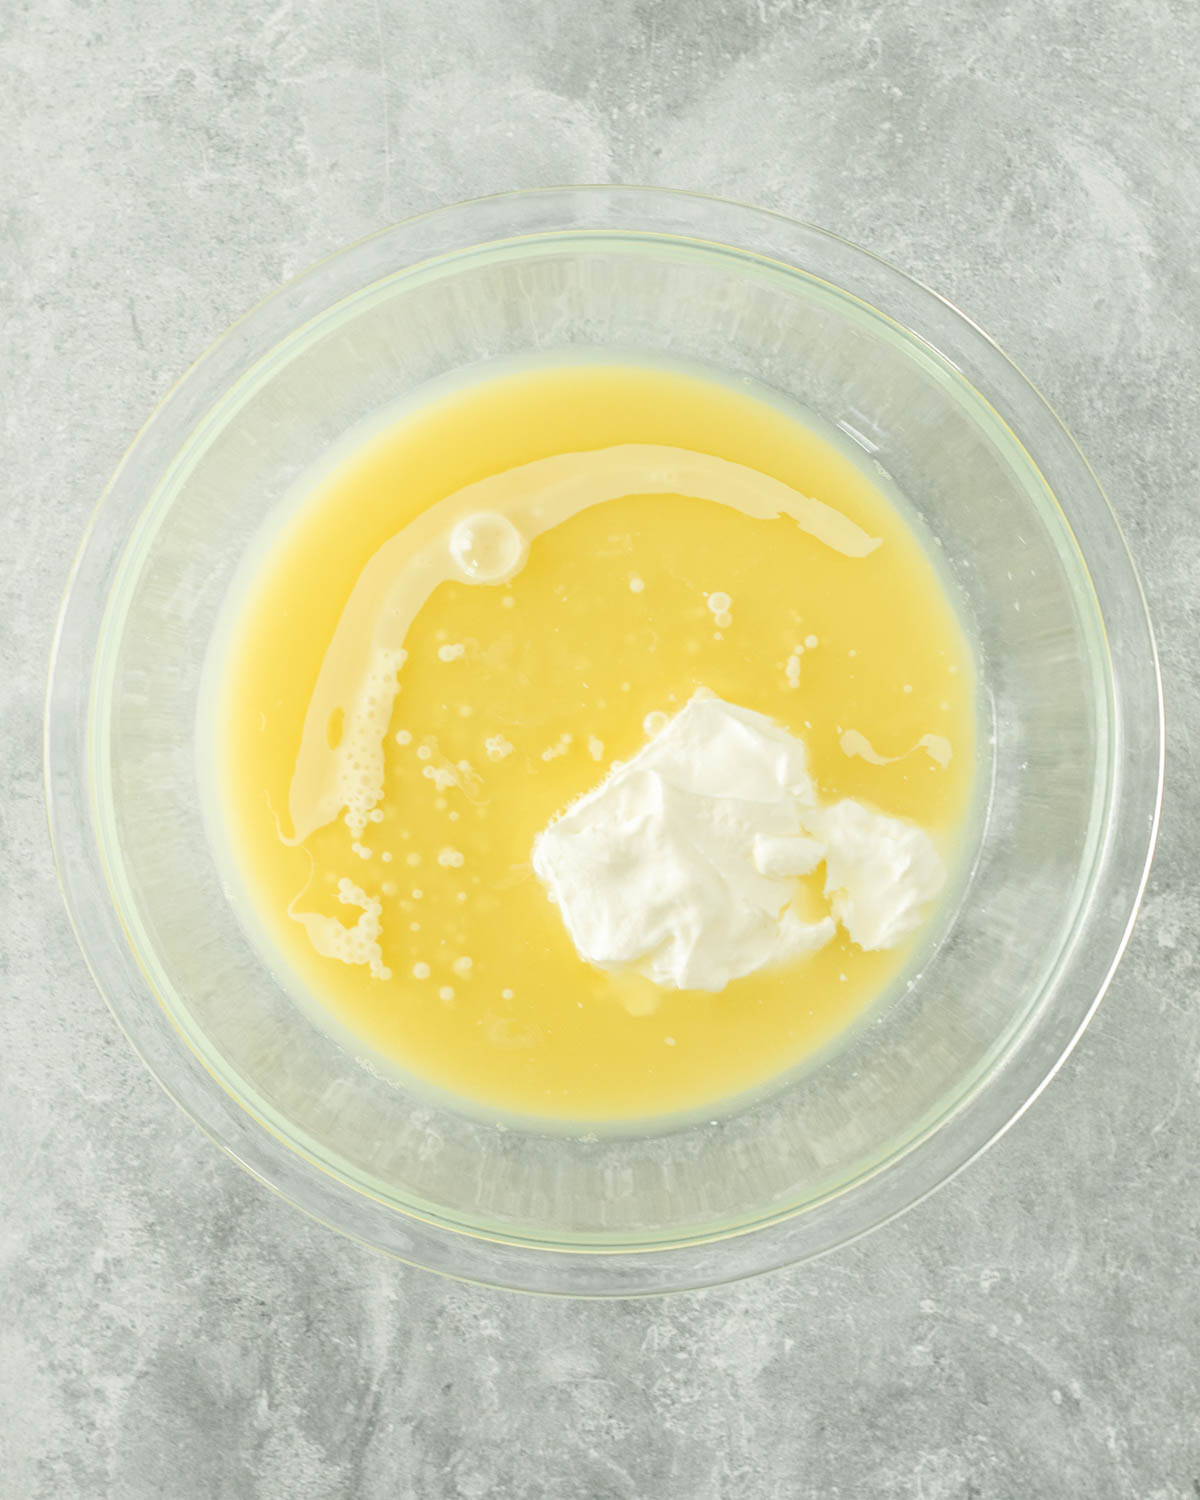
[211, 360, 976, 1121]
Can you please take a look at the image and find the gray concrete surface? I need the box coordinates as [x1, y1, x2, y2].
[3, 2, 1198, 1495]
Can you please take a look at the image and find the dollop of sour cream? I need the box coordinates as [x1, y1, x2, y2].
[532, 696, 945, 992]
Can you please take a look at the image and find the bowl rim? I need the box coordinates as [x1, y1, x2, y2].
[44, 185, 1164, 1295]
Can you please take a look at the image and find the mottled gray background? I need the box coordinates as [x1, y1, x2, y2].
[3, 1, 1198, 1496]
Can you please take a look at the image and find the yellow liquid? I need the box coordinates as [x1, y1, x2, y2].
[215, 360, 976, 1122]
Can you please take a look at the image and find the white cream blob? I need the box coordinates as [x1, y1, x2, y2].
[532, 697, 834, 991]
[532, 696, 948, 992]
[804, 800, 946, 950]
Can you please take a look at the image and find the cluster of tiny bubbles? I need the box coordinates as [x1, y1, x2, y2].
[706, 591, 733, 630]
[785, 644, 804, 688]
[540, 731, 572, 762]
[325, 879, 390, 979]
[339, 646, 406, 838]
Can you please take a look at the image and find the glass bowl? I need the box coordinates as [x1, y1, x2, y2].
[46, 188, 1162, 1295]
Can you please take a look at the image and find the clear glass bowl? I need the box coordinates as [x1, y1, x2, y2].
[46, 188, 1162, 1294]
